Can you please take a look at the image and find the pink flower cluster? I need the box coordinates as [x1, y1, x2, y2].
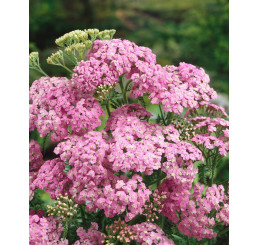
[190, 122, 228, 157]
[29, 140, 44, 172]
[54, 131, 109, 202]
[78, 220, 175, 244]
[72, 39, 215, 115]
[108, 116, 166, 174]
[160, 180, 229, 241]
[159, 179, 192, 223]
[162, 140, 203, 188]
[29, 140, 44, 200]
[105, 103, 152, 131]
[29, 36, 229, 244]
[185, 101, 228, 119]
[73, 39, 156, 94]
[29, 171, 38, 201]
[33, 158, 71, 199]
[74, 223, 105, 245]
[149, 63, 217, 114]
[94, 174, 151, 221]
[29, 76, 104, 141]
[132, 222, 175, 245]
[54, 131, 151, 221]
[29, 214, 68, 245]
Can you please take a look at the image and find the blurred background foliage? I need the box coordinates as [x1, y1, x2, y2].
[29, 0, 228, 95]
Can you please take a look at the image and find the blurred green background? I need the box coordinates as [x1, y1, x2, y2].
[29, 0, 228, 96]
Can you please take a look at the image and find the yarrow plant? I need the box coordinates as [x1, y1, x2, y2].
[29, 28, 229, 244]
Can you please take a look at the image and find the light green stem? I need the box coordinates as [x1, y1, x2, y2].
[118, 76, 128, 104]
[159, 103, 166, 126]
[30, 67, 48, 77]
[62, 220, 69, 238]
[60, 64, 73, 73]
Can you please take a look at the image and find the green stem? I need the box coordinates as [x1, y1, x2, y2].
[218, 226, 229, 236]
[124, 79, 132, 92]
[119, 76, 128, 104]
[105, 87, 114, 117]
[157, 168, 162, 186]
[29, 67, 48, 77]
[62, 220, 69, 238]
[210, 149, 219, 185]
[148, 175, 166, 186]
[63, 52, 78, 65]
[60, 64, 73, 73]
[210, 161, 218, 186]
[187, 237, 190, 245]
[161, 214, 165, 230]
[42, 134, 49, 157]
[79, 205, 87, 229]
[159, 103, 166, 126]
[106, 98, 111, 117]
[37, 66, 49, 76]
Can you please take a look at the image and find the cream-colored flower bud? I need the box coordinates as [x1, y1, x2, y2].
[47, 50, 63, 65]
[29, 52, 39, 67]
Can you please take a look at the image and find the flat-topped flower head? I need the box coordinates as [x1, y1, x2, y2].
[106, 103, 152, 131]
[108, 117, 166, 174]
[72, 39, 157, 95]
[148, 63, 217, 114]
[29, 76, 104, 141]
[29, 214, 67, 244]
[33, 158, 71, 199]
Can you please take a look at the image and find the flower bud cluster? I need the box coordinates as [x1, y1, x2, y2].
[47, 50, 64, 65]
[97, 29, 116, 40]
[170, 117, 195, 141]
[47, 193, 78, 221]
[29, 52, 39, 68]
[64, 41, 92, 57]
[142, 190, 167, 222]
[105, 218, 136, 244]
[54, 29, 116, 65]
[56, 30, 89, 47]
[94, 84, 114, 100]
